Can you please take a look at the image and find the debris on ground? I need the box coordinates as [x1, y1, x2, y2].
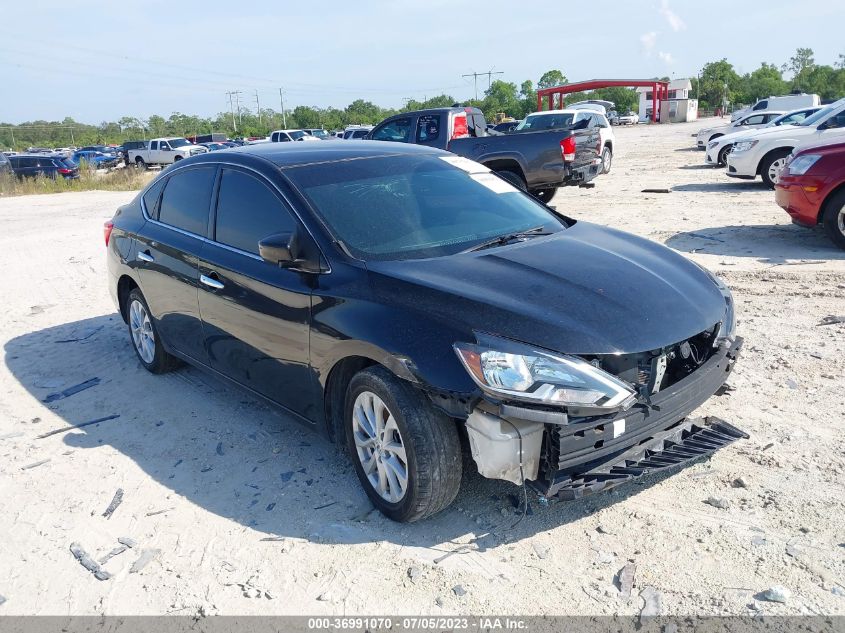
[761, 585, 791, 603]
[617, 563, 637, 599]
[21, 459, 50, 470]
[532, 542, 550, 560]
[43, 378, 101, 403]
[129, 549, 161, 574]
[452, 584, 467, 597]
[98, 545, 129, 565]
[642, 188, 671, 194]
[102, 488, 124, 519]
[639, 586, 663, 619]
[36, 414, 120, 439]
[407, 566, 421, 584]
[817, 315, 845, 326]
[70, 542, 111, 581]
[732, 476, 749, 488]
[704, 496, 730, 510]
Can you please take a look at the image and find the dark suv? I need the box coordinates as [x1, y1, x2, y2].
[106, 142, 744, 522]
[10, 154, 80, 179]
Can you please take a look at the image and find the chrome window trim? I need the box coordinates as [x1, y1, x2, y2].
[139, 160, 331, 272]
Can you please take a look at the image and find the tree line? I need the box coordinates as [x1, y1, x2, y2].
[2, 48, 843, 150]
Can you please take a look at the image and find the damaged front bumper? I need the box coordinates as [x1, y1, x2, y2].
[464, 337, 745, 498]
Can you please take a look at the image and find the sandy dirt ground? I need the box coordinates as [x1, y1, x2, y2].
[0, 122, 843, 617]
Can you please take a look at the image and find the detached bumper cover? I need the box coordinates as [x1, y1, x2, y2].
[537, 416, 748, 500]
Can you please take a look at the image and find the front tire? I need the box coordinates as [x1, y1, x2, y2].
[601, 145, 613, 174]
[717, 144, 733, 166]
[126, 289, 179, 374]
[345, 367, 461, 522]
[135, 157, 147, 170]
[822, 189, 845, 251]
[760, 149, 791, 189]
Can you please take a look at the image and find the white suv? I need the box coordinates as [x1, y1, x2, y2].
[726, 98, 845, 187]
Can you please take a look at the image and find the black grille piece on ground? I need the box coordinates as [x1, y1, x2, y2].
[533, 416, 748, 500]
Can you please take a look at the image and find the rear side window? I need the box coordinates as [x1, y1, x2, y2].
[158, 166, 216, 236]
[142, 177, 167, 218]
[416, 115, 441, 143]
[214, 169, 295, 254]
[351, 130, 369, 139]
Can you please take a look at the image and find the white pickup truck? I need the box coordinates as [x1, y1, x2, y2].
[129, 138, 208, 169]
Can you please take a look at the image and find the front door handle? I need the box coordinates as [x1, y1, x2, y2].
[137, 250, 154, 263]
[200, 273, 224, 290]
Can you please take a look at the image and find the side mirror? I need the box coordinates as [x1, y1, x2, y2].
[259, 232, 298, 266]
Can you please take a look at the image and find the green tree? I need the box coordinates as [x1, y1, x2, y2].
[739, 63, 788, 103]
[538, 70, 567, 90]
[698, 59, 741, 109]
[481, 80, 521, 120]
[784, 47, 815, 78]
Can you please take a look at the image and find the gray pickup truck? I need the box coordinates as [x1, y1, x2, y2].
[368, 107, 602, 200]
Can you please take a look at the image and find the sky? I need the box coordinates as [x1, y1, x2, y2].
[2, 0, 843, 124]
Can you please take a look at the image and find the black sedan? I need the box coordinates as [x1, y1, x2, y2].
[105, 142, 744, 522]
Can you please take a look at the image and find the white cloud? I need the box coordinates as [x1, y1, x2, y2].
[640, 31, 657, 55]
[658, 51, 675, 64]
[659, 0, 686, 32]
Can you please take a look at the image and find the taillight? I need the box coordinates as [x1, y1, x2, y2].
[104, 221, 114, 247]
[561, 137, 576, 162]
[451, 114, 469, 140]
[58, 168, 73, 174]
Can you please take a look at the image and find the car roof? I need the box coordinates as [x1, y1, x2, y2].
[11, 153, 65, 158]
[196, 139, 447, 168]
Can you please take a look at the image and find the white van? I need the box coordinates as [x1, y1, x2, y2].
[730, 94, 820, 121]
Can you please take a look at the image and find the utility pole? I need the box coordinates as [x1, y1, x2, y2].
[254, 89, 262, 126]
[226, 92, 238, 132]
[279, 88, 287, 128]
[233, 91, 243, 126]
[462, 69, 503, 100]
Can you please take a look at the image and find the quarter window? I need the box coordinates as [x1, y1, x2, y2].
[158, 166, 216, 236]
[416, 115, 441, 143]
[142, 177, 167, 218]
[214, 169, 296, 255]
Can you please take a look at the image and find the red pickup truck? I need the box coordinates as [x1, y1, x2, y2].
[775, 140, 845, 250]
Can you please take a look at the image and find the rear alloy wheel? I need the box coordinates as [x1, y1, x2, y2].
[135, 157, 147, 170]
[601, 146, 613, 174]
[717, 144, 733, 166]
[822, 189, 845, 251]
[345, 367, 461, 522]
[760, 149, 791, 189]
[126, 288, 179, 374]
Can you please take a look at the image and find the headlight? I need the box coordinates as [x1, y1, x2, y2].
[786, 154, 821, 176]
[732, 140, 758, 153]
[707, 140, 719, 150]
[454, 335, 636, 410]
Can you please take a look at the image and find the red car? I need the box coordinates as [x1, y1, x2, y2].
[775, 140, 845, 250]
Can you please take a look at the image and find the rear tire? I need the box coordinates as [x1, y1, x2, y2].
[821, 189, 845, 251]
[135, 157, 147, 170]
[601, 146, 613, 174]
[126, 289, 179, 374]
[173, 156, 183, 162]
[495, 169, 527, 191]
[760, 149, 791, 189]
[345, 367, 461, 523]
[531, 188, 558, 203]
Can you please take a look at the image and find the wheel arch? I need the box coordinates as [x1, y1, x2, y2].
[819, 181, 845, 224]
[116, 274, 140, 323]
[482, 158, 526, 183]
[756, 146, 793, 175]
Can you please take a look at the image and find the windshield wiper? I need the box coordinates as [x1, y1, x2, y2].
[462, 226, 551, 253]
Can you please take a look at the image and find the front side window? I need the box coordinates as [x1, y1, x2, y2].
[740, 114, 766, 125]
[158, 166, 216, 236]
[285, 155, 565, 261]
[372, 118, 412, 142]
[752, 100, 768, 111]
[214, 169, 295, 255]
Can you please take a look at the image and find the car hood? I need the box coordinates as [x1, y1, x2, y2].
[730, 124, 818, 144]
[366, 222, 727, 355]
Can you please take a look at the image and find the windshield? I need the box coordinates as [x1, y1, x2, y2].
[515, 112, 574, 131]
[312, 129, 328, 138]
[168, 138, 192, 148]
[799, 101, 844, 127]
[284, 154, 566, 261]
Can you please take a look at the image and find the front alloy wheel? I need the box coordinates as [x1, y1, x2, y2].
[352, 391, 408, 503]
[345, 367, 461, 522]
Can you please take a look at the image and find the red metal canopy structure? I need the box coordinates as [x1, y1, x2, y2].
[536, 79, 670, 123]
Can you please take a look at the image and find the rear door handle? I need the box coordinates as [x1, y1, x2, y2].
[137, 250, 154, 263]
[200, 273, 224, 290]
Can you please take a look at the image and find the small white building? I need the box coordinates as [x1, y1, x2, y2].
[636, 78, 697, 122]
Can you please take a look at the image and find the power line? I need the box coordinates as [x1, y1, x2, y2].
[462, 69, 503, 100]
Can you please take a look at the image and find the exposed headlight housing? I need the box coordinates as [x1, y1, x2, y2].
[454, 335, 636, 410]
[732, 140, 758, 153]
[693, 263, 736, 348]
[786, 154, 821, 176]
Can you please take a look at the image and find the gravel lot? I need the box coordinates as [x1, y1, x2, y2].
[1, 121, 843, 617]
